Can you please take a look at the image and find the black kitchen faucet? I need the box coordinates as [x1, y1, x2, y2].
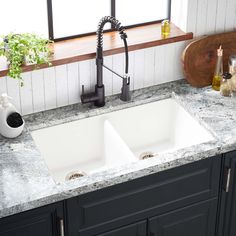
[81, 16, 131, 107]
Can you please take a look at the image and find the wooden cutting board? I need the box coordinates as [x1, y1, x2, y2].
[182, 31, 236, 87]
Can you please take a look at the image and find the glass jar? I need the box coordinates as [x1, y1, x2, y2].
[220, 72, 233, 97]
[161, 20, 170, 36]
[230, 74, 236, 91]
[229, 55, 236, 75]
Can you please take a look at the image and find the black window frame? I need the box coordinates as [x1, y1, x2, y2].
[47, 0, 172, 42]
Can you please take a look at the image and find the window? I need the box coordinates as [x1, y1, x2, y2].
[50, 0, 170, 41]
[51, 0, 111, 39]
[116, 0, 170, 26]
[0, 0, 170, 41]
[0, 0, 48, 37]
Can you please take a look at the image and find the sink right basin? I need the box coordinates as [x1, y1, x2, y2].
[107, 98, 214, 157]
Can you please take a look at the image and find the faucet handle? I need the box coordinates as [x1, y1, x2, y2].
[120, 75, 131, 102]
[81, 85, 85, 95]
[126, 74, 130, 85]
[81, 85, 87, 103]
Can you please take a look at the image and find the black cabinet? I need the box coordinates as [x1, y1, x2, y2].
[95, 220, 146, 236]
[66, 157, 221, 236]
[148, 199, 218, 236]
[218, 151, 236, 236]
[0, 155, 223, 236]
[0, 202, 64, 236]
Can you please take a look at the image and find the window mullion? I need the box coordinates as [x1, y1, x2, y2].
[168, 0, 172, 19]
[47, 0, 54, 40]
[111, 0, 116, 28]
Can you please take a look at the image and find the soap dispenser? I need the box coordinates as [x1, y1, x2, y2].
[0, 93, 24, 138]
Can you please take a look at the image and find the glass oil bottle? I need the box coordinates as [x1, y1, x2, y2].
[212, 45, 223, 91]
[161, 20, 170, 37]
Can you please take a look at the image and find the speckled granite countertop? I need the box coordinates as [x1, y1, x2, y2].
[1, 79, 236, 219]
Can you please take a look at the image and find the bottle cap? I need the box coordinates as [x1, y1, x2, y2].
[217, 45, 223, 57]
[222, 72, 232, 80]
[162, 20, 169, 26]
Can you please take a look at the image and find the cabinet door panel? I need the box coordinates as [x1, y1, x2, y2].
[67, 157, 221, 234]
[96, 220, 146, 236]
[0, 202, 63, 236]
[148, 199, 217, 236]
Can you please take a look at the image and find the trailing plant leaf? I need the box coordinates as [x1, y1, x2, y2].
[0, 33, 53, 85]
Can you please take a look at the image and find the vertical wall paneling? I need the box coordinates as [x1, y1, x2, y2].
[225, 0, 235, 31]
[133, 49, 145, 90]
[215, 0, 228, 33]
[186, 0, 235, 36]
[0, 77, 7, 95]
[144, 48, 155, 88]
[175, 41, 187, 79]
[112, 53, 124, 94]
[67, 62, 80, 104]
[163, 43, 177, 83]
[170, 43, 179, 82]
[186, 0, 198, 33]
[103, 56, 113, 96]
[55, 65, 69, 107]
[171, 0, 188, 32]
[31, 70, 45, 113]
[235, 6, 236, 29]
[6, 77, 21, 113]
[154, 45, 166, 85]
[43, 67, 57, 110]
[205, 0, 218, 34]
[19, 72, 33, 115]
[195, 0, 208, 36]
[79, 60, 91, 93]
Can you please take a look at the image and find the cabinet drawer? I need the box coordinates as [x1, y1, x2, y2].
[81, 220, 147, 236]
[66, 156, 221, 232]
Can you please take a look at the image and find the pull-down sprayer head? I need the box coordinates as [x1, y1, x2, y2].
[81, 16, 130, 107]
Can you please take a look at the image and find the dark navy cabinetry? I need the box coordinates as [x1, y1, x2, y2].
[218, 151, 236, 236]
[148, 199, 218, 236]
[96, 220, 147, 236]
[66, 156, 221, 236]
[0, 155, 226, 236]
[0, 202, 64, 236]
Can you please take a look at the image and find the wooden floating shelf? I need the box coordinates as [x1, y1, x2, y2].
[0, 23, 193, 78]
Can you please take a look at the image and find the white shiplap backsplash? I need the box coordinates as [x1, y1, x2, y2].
[0, 42, 186, 115]
[172, 0, 236, 36]
[0, 0, 235, 115]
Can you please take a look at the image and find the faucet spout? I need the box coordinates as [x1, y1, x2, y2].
[81, 16, 131, 107]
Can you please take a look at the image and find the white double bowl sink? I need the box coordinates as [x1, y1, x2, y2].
[31, 98, 214, 183]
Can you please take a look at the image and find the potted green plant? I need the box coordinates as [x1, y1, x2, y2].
[0, 33, 53, 86]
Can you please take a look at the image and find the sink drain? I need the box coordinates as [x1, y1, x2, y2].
[65, 171, 86, 181]
[139, 152, 157, 160]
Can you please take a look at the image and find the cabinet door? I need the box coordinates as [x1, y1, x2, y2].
[67, 157, 221, 235]
[96, 220, 146, 236]
[218, 151, 236, 236]
[0, 202, 64, 236]
[148, 199, 218, 236]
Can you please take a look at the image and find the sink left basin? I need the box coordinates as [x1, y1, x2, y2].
[31, 117, 137, 183]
